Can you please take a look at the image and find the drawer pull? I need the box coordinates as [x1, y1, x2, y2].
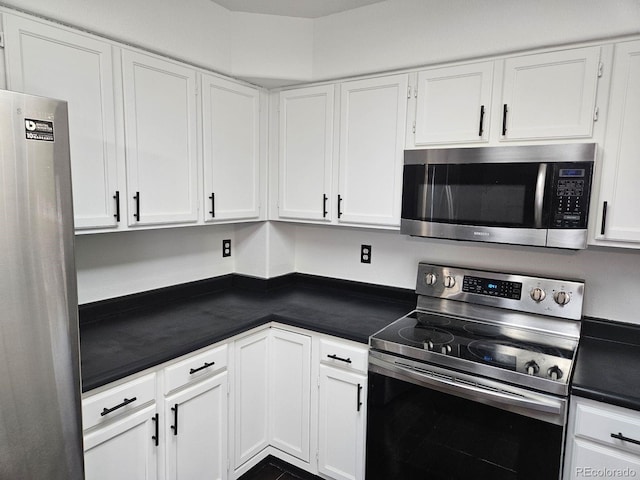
[100, 397, 137, 416]
[327, 354, 352, 364]
[171, 404, 179, 436]
[611, 432, 640, 446]
[152, 413, 159, 446]
[189, 361, 215, 375]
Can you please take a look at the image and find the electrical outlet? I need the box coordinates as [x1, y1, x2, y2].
[222, 239, 231, 257]
[360, 244, 371, 264]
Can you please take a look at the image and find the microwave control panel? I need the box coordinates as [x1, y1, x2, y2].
[550, 162, 593, 229]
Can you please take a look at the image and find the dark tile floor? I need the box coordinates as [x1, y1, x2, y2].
[238, 456, 322, 480]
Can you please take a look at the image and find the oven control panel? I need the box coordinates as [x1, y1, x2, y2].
[416, 263, 585, 320]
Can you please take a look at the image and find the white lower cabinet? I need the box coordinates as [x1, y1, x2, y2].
[233, 329, 271, 468]
[84, 404, 159, 480]
[163, 344, 229, 480]
[83, 326, 368, 480]
[318, 341, 367, 480]
[269, 328, 312, 462]
[83, 373, 159, 480]
[164, 373, 228, 480]
[563, 396, 640, 480]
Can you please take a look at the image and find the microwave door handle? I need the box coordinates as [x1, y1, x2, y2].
[534, 164, 547, 228]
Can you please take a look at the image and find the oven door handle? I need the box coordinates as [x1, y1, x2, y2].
[370, 355, 565, 425]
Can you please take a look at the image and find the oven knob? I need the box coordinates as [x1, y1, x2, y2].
[530, 287, 546, 302]
[524, 361, 539, 376]
[553, 291, 571, 306]
[425, 340, 434, 351]
[424, 272, 438, 286]
[443, 275, 456, 288]
[548, 366, 563, 381]
[441, 345, 452, 355]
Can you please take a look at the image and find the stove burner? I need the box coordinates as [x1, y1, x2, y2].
[462, 322, 502, 337]
[398, 326, 454, 347]
[414, 312, 451, 327]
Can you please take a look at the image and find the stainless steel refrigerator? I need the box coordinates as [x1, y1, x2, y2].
[0, 89, 84, 478]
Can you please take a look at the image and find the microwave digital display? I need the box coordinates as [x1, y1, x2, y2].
[559, 168, 585, 177]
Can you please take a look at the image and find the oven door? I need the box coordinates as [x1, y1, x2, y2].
[367, 352, 566, 480]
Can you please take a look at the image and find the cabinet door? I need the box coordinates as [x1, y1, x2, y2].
[597, 40, 640, 243]
[414, 62, 493, 145]
[165, 372, 228, 480]
[233, 330, 270, 467]
[269, 328, 312, 462]
[84, 404, 158, 480]
[318, 365, 366, 480]
[338, 75, 408, 227]
[122, 50, 198, 226]
[202, 75, 260, 222]
[3, 15, 120, 230]
[278, 85, 334, 221]
[500, 46, 601, 140]
[566, 439, 640, 480]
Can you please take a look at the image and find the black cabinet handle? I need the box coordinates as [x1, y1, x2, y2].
[357, 383, 363, 412]
[337, 195, 343, 219]
[209, 193, 215, 218]
[113, 191, 120, 222]
[101, 397, 137, 416]
[327, 354, 351, 364]
[189, 361, 215, 375]
[323, 194, 328, 218]
[152, 413, 159, 446]
[171, 404, 179, 436]
[133, 192, 140, 221]
[611, 432, 640, 446]
[601, 201, 608, 235]
[478, 105, 485, 137]
[502, 104, 508, 136]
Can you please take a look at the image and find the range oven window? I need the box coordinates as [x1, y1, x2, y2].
[401, 163, 544, 228]
[366, 372, 563, 480]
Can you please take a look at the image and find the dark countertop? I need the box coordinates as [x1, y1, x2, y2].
[79, 274, 415, 392]
[572, 318, 640, 411]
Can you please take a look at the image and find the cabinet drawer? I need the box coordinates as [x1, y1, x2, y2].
[83, 373, 156, 430]
[575, 400, 640, 453]
[319, 338, 367, 374]
[164, 343, 227, 393]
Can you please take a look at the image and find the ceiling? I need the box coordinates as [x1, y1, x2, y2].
[210, 0, 387, 18]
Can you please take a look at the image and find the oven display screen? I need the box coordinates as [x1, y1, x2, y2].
[462, 276, 522, 300]
[473, 345, 518, 371]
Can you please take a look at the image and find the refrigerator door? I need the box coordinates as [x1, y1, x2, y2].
[0, 90, 84, 478]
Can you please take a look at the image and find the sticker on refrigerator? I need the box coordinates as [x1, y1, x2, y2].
[25, 119, 54, 142]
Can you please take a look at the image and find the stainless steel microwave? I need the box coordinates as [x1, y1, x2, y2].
[401, 143, 596, 249]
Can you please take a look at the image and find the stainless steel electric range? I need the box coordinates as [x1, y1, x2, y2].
[366, 263, 584, 480]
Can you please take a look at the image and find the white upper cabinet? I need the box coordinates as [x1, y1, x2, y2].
[413, 62, 494, 145]
[338, 74, 408, 227]
[278, 85, 335, 222]
[595, 40, 640, 245]
[122, 50, 198, 226]
[202, 75, 260, 223]
[3, 15, 121, 230]
[500, 46, 601, 141]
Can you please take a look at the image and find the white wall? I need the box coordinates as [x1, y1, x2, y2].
[0, 0, 314, 83]
[312, 0, 640, 81]
[230, 13, 313, 85]
[6, 0, 639, 86]
[75, 226, 235, 304]
[293, 224, 640, 325]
